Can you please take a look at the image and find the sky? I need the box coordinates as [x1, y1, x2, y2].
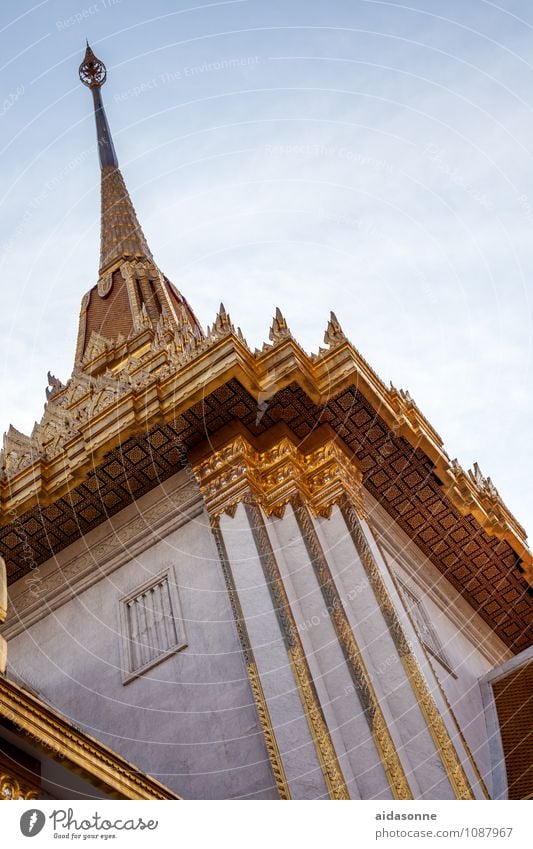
[0, 0, 532, 533]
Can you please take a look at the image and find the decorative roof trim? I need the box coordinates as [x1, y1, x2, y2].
[1, 330, 530, 581]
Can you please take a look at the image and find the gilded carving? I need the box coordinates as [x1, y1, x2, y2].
[99, 166, 153, 272]
[268, 308, 290, 344]
[211, 519, 291, 800]
[45, 372, 65, 402]
[1, 426, 36, 476]
[323, 311, 346, 348]
[244, 501, 350, 800]
[246, 662, 291, 799]
[401, 655, 476, 800]
[192, 428, 366, 521]
[0, 555, 6, 674]
[0, 555, 6, 623]
[82, 331, 111, 365]
[0, 773, 39, 800]
[193, 428, 478, 800]
[207, 303, 234, 341]
[339, 496, 476, 800]
[291, 497, 413, 799]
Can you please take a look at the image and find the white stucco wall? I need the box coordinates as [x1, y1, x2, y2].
[2, 467, 513, 800]
[3, 470, 277, 800]
[367, 494, 513, 793]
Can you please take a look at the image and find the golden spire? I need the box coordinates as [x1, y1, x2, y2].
[76, 44, 203, 370]
[79, 43, 153, 274]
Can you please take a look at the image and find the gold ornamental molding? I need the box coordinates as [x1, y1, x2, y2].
[192, 426, 477, 799]
[338, 497, 477, 800]
[369, 531, 491, 798]
[1, 313, 530, 581]
[211, 520, 291, 800]
[0, 772, 39, 801]
[193, 433, 409, 799]
[191, 421, 366, 521]
[290, 497, 413, 800]
[246, 661, 291, 799]
[0, 556, 6, 674]
[243, 501, 350, 800]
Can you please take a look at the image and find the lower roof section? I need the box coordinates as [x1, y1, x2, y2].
[0, 675, 179, 799]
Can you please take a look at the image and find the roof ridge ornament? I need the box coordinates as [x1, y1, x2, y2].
[323, 311, 346, 348]
[268, 307, 290, 344]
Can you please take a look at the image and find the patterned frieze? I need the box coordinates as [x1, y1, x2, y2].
[192, 423, 365, 520]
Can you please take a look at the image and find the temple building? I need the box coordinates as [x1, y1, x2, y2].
[0, 44, 531, 801]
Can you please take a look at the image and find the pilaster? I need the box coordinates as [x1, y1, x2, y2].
[217, 503, 336, 799]
[190, 422, 483, 799]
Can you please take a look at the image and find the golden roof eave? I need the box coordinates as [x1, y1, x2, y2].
[1, 330, 530, 580]
[0, 675, 180, 799]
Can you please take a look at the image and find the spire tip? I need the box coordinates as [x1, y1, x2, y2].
[79, 43, 107, 88]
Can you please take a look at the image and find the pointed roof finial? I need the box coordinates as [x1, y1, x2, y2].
[269, 307, 290, 343]
[323, 311, 346, 348]
[75, 44, 204, 364]
[79, 43, 117, 171]
[78, 43, 154, 271]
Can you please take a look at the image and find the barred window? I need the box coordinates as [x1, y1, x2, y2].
[398, 580, 452, 671]
[120, 570, 186, 683]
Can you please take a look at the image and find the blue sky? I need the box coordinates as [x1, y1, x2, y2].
[1, 0, 532, 533]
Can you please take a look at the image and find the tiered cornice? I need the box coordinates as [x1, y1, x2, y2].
[0, 321, 529, 569]
[0, 316, 530, 590]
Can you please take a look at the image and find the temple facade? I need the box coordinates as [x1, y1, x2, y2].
[0, 45, 531, 801]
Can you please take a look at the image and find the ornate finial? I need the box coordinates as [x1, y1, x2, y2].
[469, 462, 500, 499]
[269, 308, 290, 343]
[46, 372, 65, 402]
[79, 43, 117, 170]
[79, 42, 107, 88]
[75, 44, 204, 360]
[210, 303, 234, 338]
[323, 311, 346, 347]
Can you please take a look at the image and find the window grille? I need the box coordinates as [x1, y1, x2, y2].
[120, 570, 185, 682]
[398, 579, 452, 671]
